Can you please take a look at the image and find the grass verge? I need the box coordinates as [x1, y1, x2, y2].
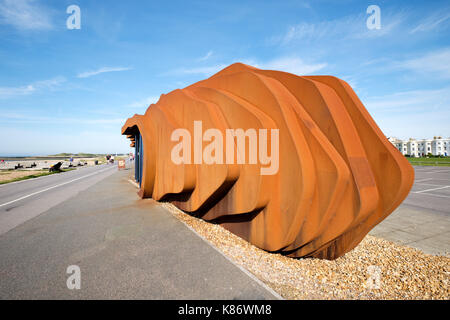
[0, 169, 75, 185]
[407, 158, 450, 166]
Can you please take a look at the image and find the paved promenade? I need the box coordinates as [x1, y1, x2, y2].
[370, 166, 450, 256]
[0, 168, 278, 299]
[0, 164, 116, 236]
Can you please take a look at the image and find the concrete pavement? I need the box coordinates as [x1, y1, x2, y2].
[370, 166, 450, 256]
[2, 161, 447, 299]
[0, 167, 278, 299]
[0, 164, 117, 235]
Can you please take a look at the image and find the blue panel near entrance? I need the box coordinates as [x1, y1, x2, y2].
[134, 133, 139, 182]
[134, 131, 144, 188]
[139, 132, 143, 188]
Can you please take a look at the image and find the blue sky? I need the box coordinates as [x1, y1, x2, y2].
[0, 0, 449, 156]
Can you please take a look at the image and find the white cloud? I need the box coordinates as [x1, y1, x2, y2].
[77, 67, 133, 78]
[0, 127, 132, 155]
[168, 64, 228, 77]
[0, 113, 124, 125]
[400, 49, 450, 79]
[410, 11, 450, 34]
[278, 11, 406, 45]
[0, 76, 65, 98]
[33, 76, 66, 89]
[282, 20, 342, 44]
[0, 0, 52, 30]
[0, 114, 131, 154]
[126, 96, 159, 108]
[340, 75, 358, 90]
[83, 118, 124, 125]
[364, 87, 450, 140]
[0, 84, 35, 97]
[166, 56, 326, 77]
[253, 56, 326, 75]
[364, 87, 450, 112]
[198, 50, 213, 61]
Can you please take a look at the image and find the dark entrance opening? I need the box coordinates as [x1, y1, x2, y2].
[135, 131, 144, 187]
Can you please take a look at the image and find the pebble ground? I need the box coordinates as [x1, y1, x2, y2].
[161, 202, 449, 300]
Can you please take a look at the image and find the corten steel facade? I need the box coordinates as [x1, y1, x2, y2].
[122, 63, 414, 260]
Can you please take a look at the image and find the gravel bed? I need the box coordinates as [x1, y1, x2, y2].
[160, 202, 449, 300]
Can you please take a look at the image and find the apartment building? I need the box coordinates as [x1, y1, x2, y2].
[388, 136, 450, 157]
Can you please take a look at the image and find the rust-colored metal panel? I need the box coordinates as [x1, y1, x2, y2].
[121, 63, 414, 260]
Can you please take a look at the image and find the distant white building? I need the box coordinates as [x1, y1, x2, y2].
[388, 136, 450, 157]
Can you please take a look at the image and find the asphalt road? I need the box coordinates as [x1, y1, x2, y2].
[0, 168, 278, 299]
[369, 166, 450, 255]
[403, 166, 450, 214]
[0, 164, 117, 235]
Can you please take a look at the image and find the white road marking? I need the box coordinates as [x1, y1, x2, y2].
[0, 166, 115, 208]
[414, 185, 450, 194]
[414, 178, 433, 183]
[420, 170, 450, 174]
[414, 192, 450, 199]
